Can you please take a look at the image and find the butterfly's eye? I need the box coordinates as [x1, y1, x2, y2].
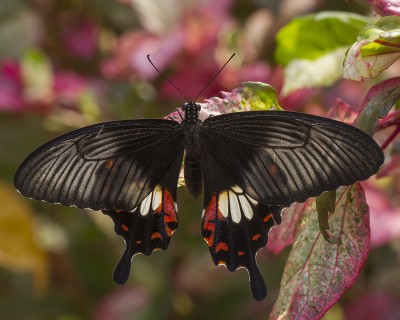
[195, 103, 201, 111]
[182, 103, 189, 111]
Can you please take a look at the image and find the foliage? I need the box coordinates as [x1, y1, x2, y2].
[1, 0, 400, 319]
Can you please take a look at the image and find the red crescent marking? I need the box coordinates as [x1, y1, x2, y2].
[215, 242, 228, 253]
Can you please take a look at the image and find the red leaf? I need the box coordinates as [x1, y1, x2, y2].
[270, 184, 370, 320]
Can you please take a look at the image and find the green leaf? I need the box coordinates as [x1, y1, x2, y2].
[240, 82, 282, 111]
[275, 12, 368, 95]
[316, 190, 339, 243]
[275, 11, 369, 66]
[354, 77, 400, 136]
[21, 49, 53, 102]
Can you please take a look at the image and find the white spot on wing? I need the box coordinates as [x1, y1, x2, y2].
[151, 185, 162, 210]
[231, 185, 243, 193]
[246, 194, 258, 206]
[140, 192, 152, 216]
[238, 195, 253, 220]
[219, 191, 229, 218]
[229, 191, 241, 223]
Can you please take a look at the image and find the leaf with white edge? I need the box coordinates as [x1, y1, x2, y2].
[282, 47, 347, 96]
[344, 16, 400, 81]
[275, 11, 368, 66]
[270, 184, 370, 320]
[354, 77, 400, 136]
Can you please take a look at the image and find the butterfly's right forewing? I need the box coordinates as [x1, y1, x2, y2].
[14, 119, 184, 212]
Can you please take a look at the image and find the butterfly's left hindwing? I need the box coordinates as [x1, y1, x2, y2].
[200, 156, 283, 301]
[103, 147, 183, 284]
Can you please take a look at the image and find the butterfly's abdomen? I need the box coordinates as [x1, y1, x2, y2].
[184, 154, 203, 199]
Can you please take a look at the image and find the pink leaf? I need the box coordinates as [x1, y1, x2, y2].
[362, 182, 400, 247]
[326, 99, 358, 124]
[94, 286, 149, 320]
[267, 203, 307, 255]
[270, 184, 370, 320]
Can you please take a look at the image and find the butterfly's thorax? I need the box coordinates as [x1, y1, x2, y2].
[182, 102, 203, 198]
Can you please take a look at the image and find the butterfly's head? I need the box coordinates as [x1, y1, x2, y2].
[182, 102, 201, 124]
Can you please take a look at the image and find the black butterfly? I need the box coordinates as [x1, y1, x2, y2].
[14, 101, 384, 301]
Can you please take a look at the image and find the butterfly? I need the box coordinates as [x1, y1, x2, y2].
[14, 97, 384, 301]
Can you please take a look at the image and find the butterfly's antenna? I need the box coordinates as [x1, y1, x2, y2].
[194, 53, 235, 102]
[147, 54, 190, 102]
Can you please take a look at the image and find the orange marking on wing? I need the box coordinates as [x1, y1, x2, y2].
[161, 189, 178, 237]
[268, 164, 279, 176]
[151, 232, 162, 240]
[115, 210, 122, 213]
[203, 195, 217, 247]
[135, 240, 142, 244]
[104, 160, 114, 169]
[238, 251, 245, 256]
[165, 225, 175, 237]
[121, 225, 129, 232]
[264, 213, 273, 223]
[252, 234, 261, 241]
[218, 260, 226, 265]
[215, 242, 228, 253]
